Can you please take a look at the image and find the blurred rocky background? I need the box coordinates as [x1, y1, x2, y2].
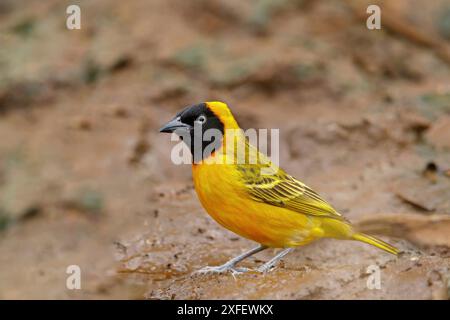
[0, 0, 449, 299]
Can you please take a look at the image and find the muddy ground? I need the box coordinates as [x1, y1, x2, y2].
[0, 0, 450, 299]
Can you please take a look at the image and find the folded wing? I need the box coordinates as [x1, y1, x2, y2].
[238, 164, 344, 220]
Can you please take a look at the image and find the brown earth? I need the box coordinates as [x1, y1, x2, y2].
[0, 0, 450, 299]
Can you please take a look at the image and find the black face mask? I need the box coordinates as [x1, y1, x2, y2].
[159, 103, 225, 163]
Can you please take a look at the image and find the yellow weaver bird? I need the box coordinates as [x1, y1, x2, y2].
[160, 101, 399, 273]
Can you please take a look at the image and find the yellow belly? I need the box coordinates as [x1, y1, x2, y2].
[192, 163, 323, 248]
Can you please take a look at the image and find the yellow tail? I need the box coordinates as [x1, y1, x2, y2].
[352, 233, 399, 255]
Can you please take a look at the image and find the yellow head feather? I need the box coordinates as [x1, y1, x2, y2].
[205, 101, 240, 130]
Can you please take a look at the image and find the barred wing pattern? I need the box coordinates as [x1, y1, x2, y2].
[238, 165, 343, 220]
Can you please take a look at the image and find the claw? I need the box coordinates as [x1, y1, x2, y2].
[194, 265, 250, 275]
[255, 265, 274, 273]
[231, 267, 250, 275]
[194, 266, 226, 274]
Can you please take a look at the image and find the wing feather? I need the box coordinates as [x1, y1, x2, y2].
[237, 164, 343, 220]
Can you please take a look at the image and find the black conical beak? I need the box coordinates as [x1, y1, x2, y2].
[159, 117, 191, 133]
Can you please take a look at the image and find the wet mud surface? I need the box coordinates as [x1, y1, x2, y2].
[0, 0, 449, 299]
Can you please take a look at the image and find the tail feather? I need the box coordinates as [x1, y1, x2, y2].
[352, 233, 399, 255]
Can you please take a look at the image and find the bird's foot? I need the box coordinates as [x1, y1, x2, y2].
[194, 265, 250, 275]
[255, 264, 275, 273]
[255, 247, 294, 273]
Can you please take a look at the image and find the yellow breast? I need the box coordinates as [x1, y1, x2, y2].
[192, 161, 321, 248]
